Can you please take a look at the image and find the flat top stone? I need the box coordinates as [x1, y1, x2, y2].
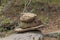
[21, 13, 37, 17]
[20, 13, 37, 22]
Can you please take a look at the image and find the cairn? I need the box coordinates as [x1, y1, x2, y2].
[14, 13, 44, 32]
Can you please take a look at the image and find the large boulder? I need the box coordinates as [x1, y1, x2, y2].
[20, 13, 37, 22]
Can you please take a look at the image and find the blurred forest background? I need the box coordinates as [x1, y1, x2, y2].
[0, 0, 60, 38]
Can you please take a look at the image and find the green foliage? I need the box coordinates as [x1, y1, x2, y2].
[0, 19, 10, 24]
[0, 16, 10, 24]
[0, 27, 7, 32]
[0, 27, 4, 32]
[0, 16, 11, 32]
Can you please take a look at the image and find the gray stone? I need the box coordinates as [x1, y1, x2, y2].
[0, 31, 43, 40]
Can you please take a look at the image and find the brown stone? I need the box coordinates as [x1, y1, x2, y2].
[20, 19, 43, 29]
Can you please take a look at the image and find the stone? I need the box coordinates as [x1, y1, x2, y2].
[14, 25, 44, 33]
[0, 31, 43, 40]
[20, 13, 37, 22]
[14, 28, 23, 32]
[20, 19, 43, 29]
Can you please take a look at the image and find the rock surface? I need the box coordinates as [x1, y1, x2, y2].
[0, 31, 43, 40]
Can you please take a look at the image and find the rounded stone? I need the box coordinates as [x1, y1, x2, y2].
[20, 13, 37, 22]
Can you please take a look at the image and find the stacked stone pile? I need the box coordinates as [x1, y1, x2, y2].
[14, 13, 44, 32]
